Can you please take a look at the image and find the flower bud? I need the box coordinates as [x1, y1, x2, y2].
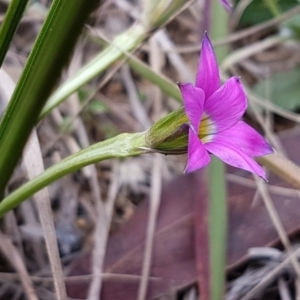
[145, 107, 189, 154]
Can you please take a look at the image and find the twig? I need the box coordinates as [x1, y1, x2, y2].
[137, 36, 163, 300]
[247, 89, 300, 124]
[255, 178, 300, 282]
[121, 64, 152, 130]
[0, 68, 66, 300]
[0, 231, 39, 300]
[257, 153, 300, 190]
[137, 153, 162, 300]
[226, 173, 300, 198]
[155, 29, 193, 82]
[221, 35, 284, 71]
[0, 272, 161, 283]
[278, 277, 293, 300]
[169, 4, 300, 53]
[240, 247, 300, 300]
[24, 130, 67, 300]
[87, 161, 120, 300]
[20, 201, 45, 268]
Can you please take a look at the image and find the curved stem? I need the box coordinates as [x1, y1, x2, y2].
[0, 132, 146, 218]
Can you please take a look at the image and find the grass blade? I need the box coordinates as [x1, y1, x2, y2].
[0, 0, 102, 195]
[24, 131, 67, 300]
[39, 0, 189, 119]
[207, 1, 229, 299]
[0, 0, 29, 67]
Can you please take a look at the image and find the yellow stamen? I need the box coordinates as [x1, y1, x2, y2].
[199, 113, 215, 143]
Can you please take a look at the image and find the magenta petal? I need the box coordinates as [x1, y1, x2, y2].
[204, 141, 267, 179]
[220, 0, 232, 12]
[211, 121, 273, 157]
[204, 77, 247, 133]
[185, 128, 211, 173]
[179, 83, 205, 132]
[196, 33, 220, 98]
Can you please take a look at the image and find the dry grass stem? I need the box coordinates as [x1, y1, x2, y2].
[137, 153, 162, 300]
[249, 95, 286, 156]
[278, 277, 293, 300]
[0, 272, 161, 283]
[137, 36, 163, 300]
[171, 4, 300, 53]
[155, 29, 193, 82]
[1, 67, 66, 300]
[240, 247, 300, 300]
[121, 64, 152, 130]
[222, 35, 283, 71]
[255, 178, 300, 280]
[0, 231, 39, 300]
[257, 153, 300, 190]
[247, 90, 300, 124]
[226, 174, 300, 198]
[20, 201, 46, 268]
[87, 161, 120, 300]
[24, 130, 67, 300]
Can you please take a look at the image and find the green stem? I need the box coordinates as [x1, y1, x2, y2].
[208, 157, 227, 300]
[209, 1, 228, 299]
[0, 0, 29, 68]
[88, 32, 182, 102]
[0, 0, 101, 195]
[40, 24, 148, 119]
[0, 132, 146, 218]
[39, 0, 188, 119]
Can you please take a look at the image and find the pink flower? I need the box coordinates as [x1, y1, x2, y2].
[179, 33, 273, 179]
[220, 0, 232, 12]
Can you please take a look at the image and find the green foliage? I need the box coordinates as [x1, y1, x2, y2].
[253, 67, 300, 111]
[236, 0, 298, 25]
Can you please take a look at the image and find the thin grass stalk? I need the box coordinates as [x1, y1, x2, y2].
[208, 0, 228, 299]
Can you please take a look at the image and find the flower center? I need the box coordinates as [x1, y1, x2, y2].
[198, 113, 216, 143]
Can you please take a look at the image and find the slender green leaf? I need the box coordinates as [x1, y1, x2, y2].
[40, 0, 189, 118]
[209, 1, 228, 299]
[0, 0, 102, 195]
[0, 0, 29, 67]
[208, 157, 227, 300]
